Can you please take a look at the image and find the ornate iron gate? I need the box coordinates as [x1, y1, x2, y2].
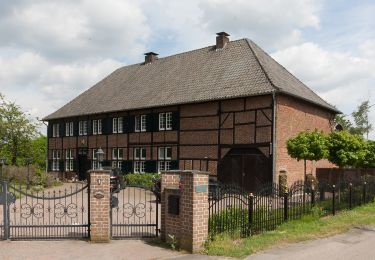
[1, 181, 89, 240]
[110, 186, 159, 239]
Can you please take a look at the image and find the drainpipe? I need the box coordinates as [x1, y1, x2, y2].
[272, 91, 277, 184]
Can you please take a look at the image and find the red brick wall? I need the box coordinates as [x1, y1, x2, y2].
[275, 95, 335, 184]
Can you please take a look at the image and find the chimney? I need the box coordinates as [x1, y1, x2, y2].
[144, 52, 158, 64]
[216, 32, 230, 49]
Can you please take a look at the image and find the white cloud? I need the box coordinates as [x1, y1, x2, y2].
[271, 42, 375, 139]
[360, 39, 375, 59]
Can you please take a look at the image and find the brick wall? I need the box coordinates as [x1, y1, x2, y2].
[275, 95, 336, 184]
[88, 170, 110, 242]
[161, 170, 209, 253]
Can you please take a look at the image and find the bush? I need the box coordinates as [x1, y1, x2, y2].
[123, 173, 160, 189]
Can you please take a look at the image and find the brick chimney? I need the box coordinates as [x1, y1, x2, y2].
[216, 32, 230, 49]
[144, 52, 158, 64]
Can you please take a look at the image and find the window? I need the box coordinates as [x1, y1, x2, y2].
[93, 119, 102, 135]
[65, 122, 73, 136]
[79, 121, 87, 136]
[158, 147, 172, 172]
[92, 148, 99, 170]
[135, 115, 146, 132]
[113, 117, 123, 133]
[133, 147, 146, 173]
[52, 150, 60, 171]
[65, 149, 74, 171]
[159, 112, 172, 130]
[52, 124, 60, 137]
[112, 148, 123, 160]
[112, 161, 122, 169]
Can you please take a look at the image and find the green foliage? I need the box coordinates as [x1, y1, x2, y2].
[327, 131, 366, 168]
[287, 130, 328, 162]
[29, 135, 47, 170]
[0, 93, 40, 166]
[123, 173, 160, 188]
[352, 100, 373, 138]
[359, 140, 375, 168]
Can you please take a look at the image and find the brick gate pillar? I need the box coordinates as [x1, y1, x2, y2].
[88, 170, 110, 242]
[161, 170, 209, 253]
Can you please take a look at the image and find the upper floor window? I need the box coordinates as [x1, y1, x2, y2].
[52, 124, 59, 137]
[135, 115, 146, 132]
[65, 122, 73, 136]
[112, 148, 123, 160]
[159, 112, 172, 130]
[93, 119, 102, 135]
[113, 117, 123, 133]
[79, 121, 87, 136]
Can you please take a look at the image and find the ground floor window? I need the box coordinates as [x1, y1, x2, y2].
[158, 161, 171, 172]
[134, 161, 145, 173]
[112, 160, 122, 169]
[158, 147, 172, 173]
[65, 149, 74, 172]
[52, 150, 60, 171]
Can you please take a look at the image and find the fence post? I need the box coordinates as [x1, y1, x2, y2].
[283, 192, 288, 221]
[332, 185, 336, 216]
[3, 182, 9, 239]
[311, 185, 315, 207]
[363, 182, 367, 204]
[248, 193, 253, 236]
[349, 183, 353, 210]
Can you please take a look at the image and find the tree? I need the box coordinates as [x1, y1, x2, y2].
[334, 114, 356, 134]
[358, 140, 375, 169]
[29, 135, 47, 171]
[287, 130, 328, 181]
[352, 100, 373, 139]
[326, 131, 366, 168]
[0, 94, 39, 165]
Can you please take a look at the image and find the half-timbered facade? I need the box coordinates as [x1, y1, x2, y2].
[44, 33, 338, 190]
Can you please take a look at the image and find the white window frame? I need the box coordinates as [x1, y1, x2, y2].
[133, 147, 146, 173]
[52, 150, 60, 171]
[166, 112, 172, 130]
[158, 147, 172, 173]
[135, 115, 146, 132]
[112, 148, 123, 160]
[113, 117, 123, 133]
[65, 122, 73, 136]
[134, 161, 146, 173]
[92, 148, 98, 170]
[52, 124, 60, 137]
[113, 118, 118, 133]
[79, 121, 87, 136]
[159, 113, 166, 130]
[92, 119, 102, 135]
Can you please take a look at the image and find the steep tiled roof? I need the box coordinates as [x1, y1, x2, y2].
[44, 39, 338, 120]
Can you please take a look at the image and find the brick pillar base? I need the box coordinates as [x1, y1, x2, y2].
[161, 170, 209, 253]
[89, 170, 110, 242]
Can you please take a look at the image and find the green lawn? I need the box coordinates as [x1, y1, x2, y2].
[204, 202, 375, 258]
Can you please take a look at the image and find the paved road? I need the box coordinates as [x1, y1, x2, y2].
[247, 226, 375, 260]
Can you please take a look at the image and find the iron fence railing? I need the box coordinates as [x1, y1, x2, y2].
[208, 178, 375, 238]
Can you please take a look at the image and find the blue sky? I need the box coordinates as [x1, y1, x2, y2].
[0, 0, 374, 137]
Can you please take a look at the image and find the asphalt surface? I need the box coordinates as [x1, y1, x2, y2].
[246, 226, 375, 260]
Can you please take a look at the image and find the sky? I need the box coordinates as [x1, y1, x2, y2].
[0, 0, 374, 138]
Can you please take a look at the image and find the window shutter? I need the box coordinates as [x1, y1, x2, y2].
[170, 160, 179, 170]
[73, 159, 77, 172]
[106, 118, 112, 134]
[127, 116, 135, 133]
[153, 113, 159, 132]
[122, 117, 127, 133]
[47, 124, 52, 138]
[145, 160, 157, 173]
[121, 160, 133, 173]
[48, 160, 52, 172]
[59, 160, 64, 172]
[146, 113, 153, 132]
[102, 160, 111, 167]
[87, 120, 92, 135]
[59, 122, 64, 137]
[172, 111, 180, 130]
[73, 121, 79, 136]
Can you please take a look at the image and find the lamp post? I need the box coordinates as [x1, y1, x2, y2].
[0, 157, 5, 180]
[96, 148, 105, 170]
[25, 157, 32, 190]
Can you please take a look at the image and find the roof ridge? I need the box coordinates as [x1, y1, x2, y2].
[245, 38, 279, 92]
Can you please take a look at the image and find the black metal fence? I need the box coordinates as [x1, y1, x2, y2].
[1, 181, 89, 240]
[208, 178, 375, 238]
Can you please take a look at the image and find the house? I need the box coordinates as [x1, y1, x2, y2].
[43, 32, 338, 190]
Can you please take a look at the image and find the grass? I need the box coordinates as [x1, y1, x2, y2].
[204, 201, 375, 258]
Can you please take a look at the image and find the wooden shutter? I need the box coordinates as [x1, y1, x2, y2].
[59, 160, 64, 172]
[146, 113, 153, 132]
[73, 121, 79, 136]
[145, 160, 157, 173]
[170, 160, 179, 170]
[59, 122, 64, 137]
[48, 160, 52, 172]
[47, 123, 52, 138]
[121, 160, 133, 173]
[172, 111, 180, 130]
[127, 116, 135, 133]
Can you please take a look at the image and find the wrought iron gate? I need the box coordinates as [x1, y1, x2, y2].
[110, 186, 159, 239]
[1, 180, 89, 240]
